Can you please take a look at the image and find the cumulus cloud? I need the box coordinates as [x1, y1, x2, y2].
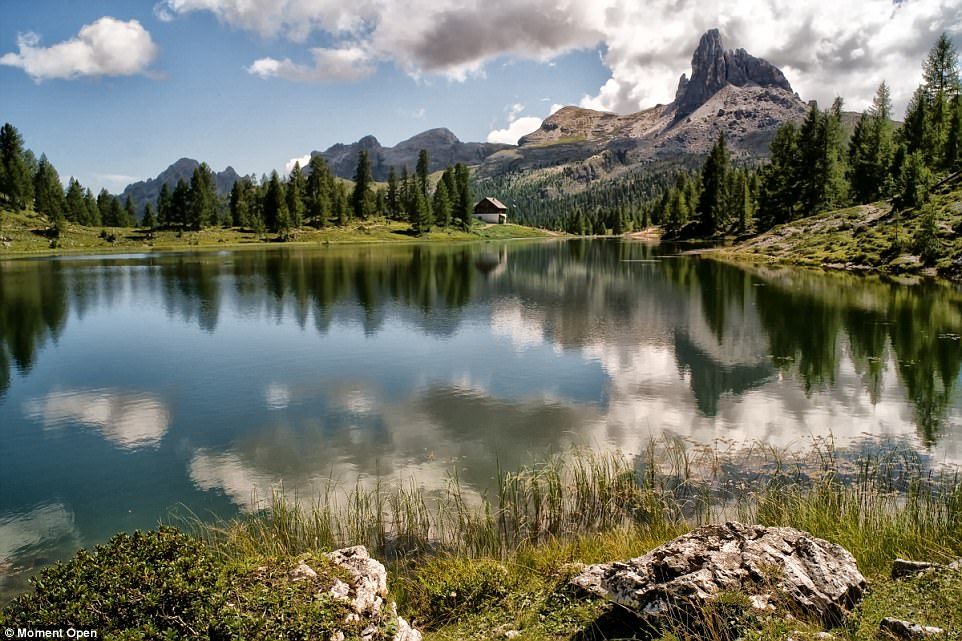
[486, 102, 564, 145]
[285, 154, 311, 173]
[155, 0, 960, 114]
[0, 17, 158, 81]
[23, 389, 170, 450]
[247, 45, 375, 82]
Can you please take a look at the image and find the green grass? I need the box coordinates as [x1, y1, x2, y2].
[0, 207, 554, 258]
[180, 440, 962, 640]
[719, 179, 962, 280]
[4, 441, 961, 639]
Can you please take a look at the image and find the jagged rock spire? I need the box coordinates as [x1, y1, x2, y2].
[674, 29, 793, 116]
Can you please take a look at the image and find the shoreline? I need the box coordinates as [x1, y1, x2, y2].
[0, 214, 563, 262]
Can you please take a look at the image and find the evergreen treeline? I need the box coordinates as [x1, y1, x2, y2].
[654, 33, 962, 240]
[475, 156, 700, 233]
[225, 151, 474, 237]
[0, 124, 477, 238]
[0, 123, 135, 233]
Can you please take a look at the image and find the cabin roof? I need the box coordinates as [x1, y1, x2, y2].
[475, 197, 507, 211]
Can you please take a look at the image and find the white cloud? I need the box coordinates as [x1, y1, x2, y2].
[155, 0, 961, 115]
[247, 45, 374, 82]
[0, 17, 158, 81]
[23, 389, 170, 450]
[486, 102, 561, 145]
[285, 154, 311, 173]
[487, 116, 543, 145]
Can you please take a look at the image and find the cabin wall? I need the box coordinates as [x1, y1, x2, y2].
[474, 213, 506, 224]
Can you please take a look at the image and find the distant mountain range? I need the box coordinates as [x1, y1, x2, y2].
[122, 29, 813, 218]
[122, 158, 239, 216]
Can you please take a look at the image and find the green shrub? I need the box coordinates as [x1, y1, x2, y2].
[0, 527, 359, 640]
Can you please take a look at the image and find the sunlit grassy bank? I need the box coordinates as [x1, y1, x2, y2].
[716, 180, 962, 281]
[0, 207, 554, 258]
[3, 441, 961, 639]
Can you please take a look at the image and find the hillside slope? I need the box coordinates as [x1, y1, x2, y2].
[718, 178, 962, 279]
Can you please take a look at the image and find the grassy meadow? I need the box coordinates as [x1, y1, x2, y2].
[0, 207, 554, 258]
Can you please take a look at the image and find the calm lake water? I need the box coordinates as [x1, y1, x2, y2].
[2, 238, 961, 596]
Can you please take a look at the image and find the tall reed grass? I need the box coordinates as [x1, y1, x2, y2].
[185, 438, 962, 576]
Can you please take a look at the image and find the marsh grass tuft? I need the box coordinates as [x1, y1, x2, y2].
[186, 438, 962, 581]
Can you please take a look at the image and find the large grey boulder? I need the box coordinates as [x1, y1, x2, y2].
[570, 522, 865, 627]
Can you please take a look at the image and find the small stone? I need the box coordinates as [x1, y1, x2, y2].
[330, 578, 351, 600]
[879, 617, 945, 639]
[504, 631, 520, 639]
[289, 561, 318, 582]
[891, 559, 935, 579]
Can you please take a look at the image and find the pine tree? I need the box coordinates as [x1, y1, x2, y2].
[0, 123, 33, 210]
[157, 183, 172, 228]
[758, 122, 799, 229]
[896, 151, 933, 211]
[352, 150, 373, 220]
[263, 170, 287, 233]
[306, 155, 332, 228]
[416, 149, 430, 196]
[923, 33, 962, 97]
[412, 184, 432, 235]
[287, 162, 306, 228]
[83, 188, 100, 226]
[946, 97, 962, 171]
[849, 82, 896, 203]
[33, 154, 66, 220]
[64, 178, 86, 223]
[914, 203, 941, 266]
[454, 163, 472, 228]
[124, 195, 137, 227]
[171, 179, 191, 228]
[335, 180, 350, 225]
[432, 178, 452, 227]
[697, 133, 730, 235]
[188, 164, 217, 230]
[386, 166, 400, 220]
[142, 202, 156, 229]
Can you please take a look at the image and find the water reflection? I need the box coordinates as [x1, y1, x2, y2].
[3, 240, 962, 600]
[23, 389, 170, 450]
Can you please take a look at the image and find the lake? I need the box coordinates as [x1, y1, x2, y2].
[2, 238, 961, 597]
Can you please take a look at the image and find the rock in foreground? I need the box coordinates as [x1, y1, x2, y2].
[321, 546, 422, 641]
[570, 522, 865, 627]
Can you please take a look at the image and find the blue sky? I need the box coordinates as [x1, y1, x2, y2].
[1, 0, 959, 193]
[0, 2, 608, 191]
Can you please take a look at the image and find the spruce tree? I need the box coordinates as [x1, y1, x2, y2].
[306, 155, 332, 227]
[157, 183, 172, 228]
[697, 133, 730, 234]
[263, 171, 287, 233]
[412, 184, 432, 235]
[171, 179, 190, 228]
[351, 150, 373, 220]
[454, 163, 472, 228]
[33, 154, 65, 219]
[432, 179, 452, 227]
[83, 188, 100, 226]
[386, 166, 400, 220]
[287, 162, 306, 228]
[0, 123, 33, 210]
[416, 149, 430, 197]
[188, 164, 216, 230]
[142, 203, 157, 229]
[64, 178, 86, 223]
[124, 195, 137, 227]
[895, 151, 933, 211]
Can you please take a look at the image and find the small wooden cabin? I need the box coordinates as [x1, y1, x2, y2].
[473, 197, 508, 224]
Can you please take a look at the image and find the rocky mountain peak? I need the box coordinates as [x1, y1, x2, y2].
[674, 29, 793, 117]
